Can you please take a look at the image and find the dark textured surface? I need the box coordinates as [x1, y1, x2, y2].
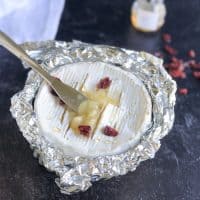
[0, 0, 200, 199]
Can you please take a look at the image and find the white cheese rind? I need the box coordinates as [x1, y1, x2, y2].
[35, 61, 152, 157]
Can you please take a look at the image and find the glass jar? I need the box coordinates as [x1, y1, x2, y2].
[131, 0, 166, 32]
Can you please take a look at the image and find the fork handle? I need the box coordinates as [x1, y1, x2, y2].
[0, 31, 54, 84]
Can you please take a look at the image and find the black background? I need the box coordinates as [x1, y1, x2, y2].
[1, 0, 200, 199]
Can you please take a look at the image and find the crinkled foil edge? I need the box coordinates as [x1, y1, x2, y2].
[10, 40, 177, 194]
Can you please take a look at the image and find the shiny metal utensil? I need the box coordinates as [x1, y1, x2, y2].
[0, 31, 87, 112]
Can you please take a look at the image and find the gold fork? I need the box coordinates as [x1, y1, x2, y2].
[0, 31, 87, 112]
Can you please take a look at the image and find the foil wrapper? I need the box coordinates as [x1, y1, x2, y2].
[10, 40, 176, 194]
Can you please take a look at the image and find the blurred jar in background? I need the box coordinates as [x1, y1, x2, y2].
[0, 0, 65, 43]
[131, 0, 166, 33]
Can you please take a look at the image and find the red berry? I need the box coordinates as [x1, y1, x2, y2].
[178, 88, 188, 95]
[188, 60, 196, 68]
[190, 62, 200, 69]
[188, 49, 196, 58]
[166, 58, 183, 69]
[103, 126, 118, 137]
[168, 63, 179, 69]
[164, 45, 178, 56]
[168, 61, 183, 70]
[162, 33, 172, 43]
[97, 77, 112, 89]
[59, 100, 65, 106]
[78, 125, 91, 137]
[193, 71, 200, 79]
[169, 69, 186, 79]
[171, 56, 178, 63]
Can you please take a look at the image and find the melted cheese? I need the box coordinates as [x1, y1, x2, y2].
[35, 61, 152, 157]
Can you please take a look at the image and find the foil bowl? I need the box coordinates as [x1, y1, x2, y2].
[10, 40, 176, 194]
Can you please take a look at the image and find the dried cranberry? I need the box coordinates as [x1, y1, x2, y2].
[169, 69, 186, 79]
[168, 62, 183, 69]
[193, 71, 200, 79]
[167, 63, 178, 69]
[78, 125, 91, 137]
[103, 126, 118, 137]
[178, 88, 188, 95]
[164, 45, 178, 56]
[162, 33, 172, 43]
[97, 77, 112, 89]
[188, 49, 196, 58]
[188, 60, 196, 68]
[190, 62, 200, 69]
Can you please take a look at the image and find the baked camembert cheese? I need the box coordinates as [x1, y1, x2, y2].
[35, 61, 152, 157]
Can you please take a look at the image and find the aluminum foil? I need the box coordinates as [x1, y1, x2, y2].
[10, 40, 176, 194]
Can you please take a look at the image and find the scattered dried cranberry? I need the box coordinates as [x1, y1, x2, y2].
[156, 32, 200, 94]
[169, 69, 186, 79]
[164, 45, 178, 56]
[174, 59, 183, 69]
[190, 62, 200, 69]
[193, 71, 200, 79]
[188, 60, 196, 68]
[171, 56, 178, 63]
[178, 88, 188, 95]
[167, 61, 183, 70]
[188, 49, 196, 58]
[164, 48, 186, 79]
[162, 33, 172, 43]
[78, 125, 91, 137]
[97, 77, 112, 89]
[103, 126, 118, 137]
